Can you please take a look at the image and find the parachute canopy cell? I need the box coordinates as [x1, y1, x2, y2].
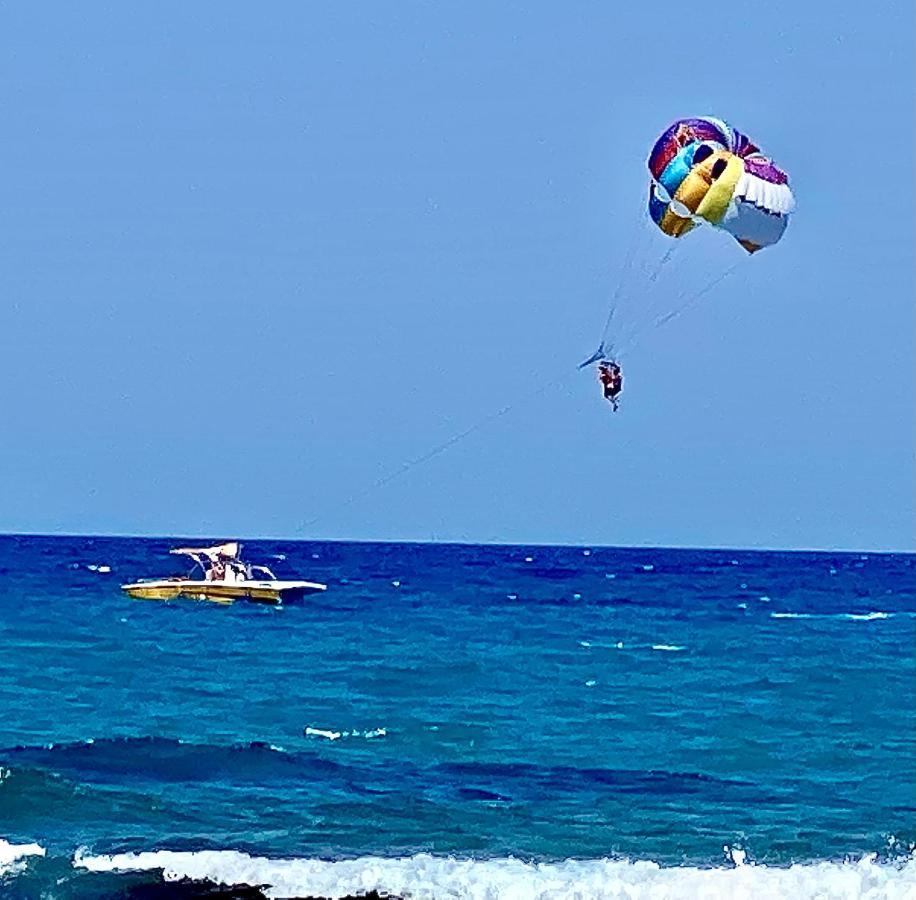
[647, 117, 794, 253]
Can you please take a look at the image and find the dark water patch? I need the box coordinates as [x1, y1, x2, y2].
[436, 761, 771, 803]
[2, 737, 774, 810]
[0, 738, 352, 788]
[456, 787, 511, 803]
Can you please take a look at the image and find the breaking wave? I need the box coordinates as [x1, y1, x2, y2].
[0, 838, 45, 877]
[72, 847, 916, 899]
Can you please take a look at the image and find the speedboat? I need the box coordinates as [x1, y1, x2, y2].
[121, 542, 326, 605]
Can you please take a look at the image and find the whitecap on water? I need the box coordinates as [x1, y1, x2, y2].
[844, 611, 890, 621]
[304, 726, 387, 742]
[70, 849, 916, 900]
[0, 839, 46, 877]
[303, 727, 341, 741]
[771, 611, 893, 622]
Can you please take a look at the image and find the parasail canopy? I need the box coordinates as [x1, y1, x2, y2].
[647, 116, 794, 253]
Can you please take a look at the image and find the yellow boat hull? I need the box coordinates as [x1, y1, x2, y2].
[121, 579, 325, 605]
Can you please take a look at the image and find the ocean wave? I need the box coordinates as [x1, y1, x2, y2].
[770, 612, 899, 621]
[0, 838, 45, 877]
[0, 732, 773, 805]
[72, 848, 916, 899]
[433, 761, 767, 803]
[0, 736, 351, 788]
[304, 727, 388, 742]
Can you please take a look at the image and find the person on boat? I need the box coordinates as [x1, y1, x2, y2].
[597, 360, 623, 411]
[226, 560, 247, 583]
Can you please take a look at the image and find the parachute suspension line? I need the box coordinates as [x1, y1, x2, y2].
[644, 245, 679, 286]
[586, 186, 654, 365]
[652, 259, 744, 331]
[608, 242, 683, 355]
[299, 370, 577, 533]
[621, 257, 746, 356]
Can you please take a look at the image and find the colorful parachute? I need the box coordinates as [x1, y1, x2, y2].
[647, 117, 794, 253]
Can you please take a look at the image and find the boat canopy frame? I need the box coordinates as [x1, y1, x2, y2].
[168, 543, 277, 582]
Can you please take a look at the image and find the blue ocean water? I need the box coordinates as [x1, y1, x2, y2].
[0, 535, 913, 898]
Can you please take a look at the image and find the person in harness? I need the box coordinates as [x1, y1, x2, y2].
[597, 360, 623, 411]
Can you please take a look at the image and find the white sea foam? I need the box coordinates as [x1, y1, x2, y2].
[304, 726, 387, 742]
[771, 612, 896, 622]
[0, 839, 46, 876]
[72, 849, 916, 899]
[303, 727, 341, 741]
[651, 644, 685, 652]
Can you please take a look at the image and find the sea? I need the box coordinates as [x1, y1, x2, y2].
[0, 535, 913, 898]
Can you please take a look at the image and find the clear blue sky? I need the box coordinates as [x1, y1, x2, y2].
[1, 2, 912, 550]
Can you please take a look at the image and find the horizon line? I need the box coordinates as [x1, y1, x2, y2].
[1, 529, 913, 557]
